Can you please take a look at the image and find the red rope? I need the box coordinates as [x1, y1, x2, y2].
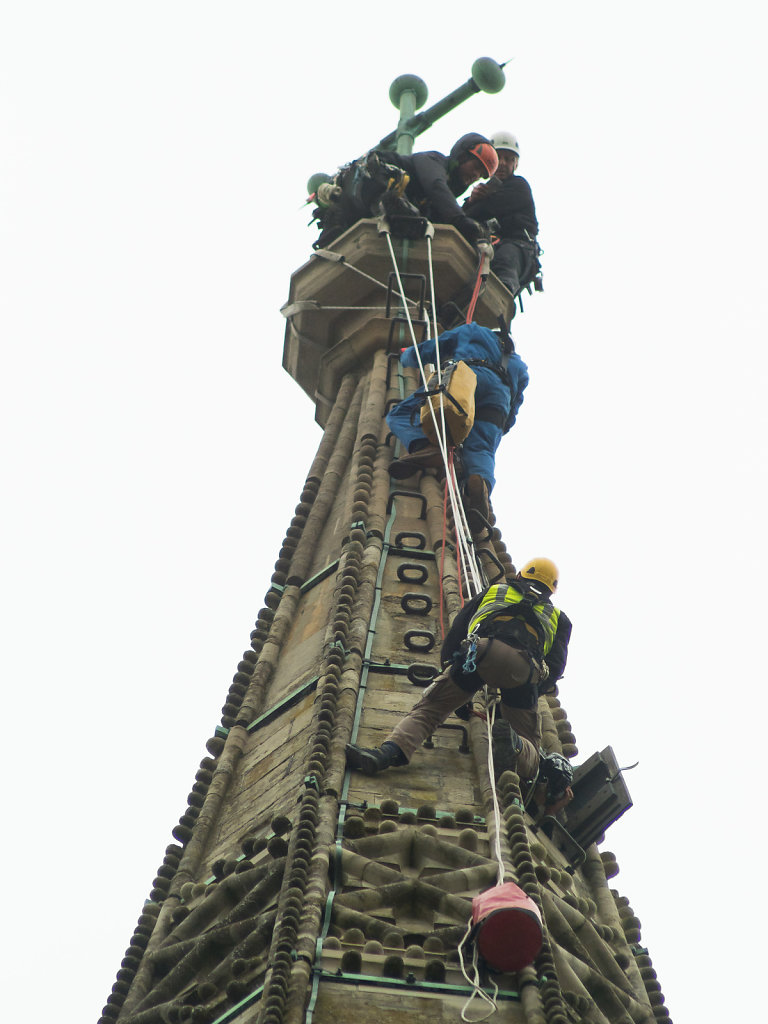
[439, 471, 448, 643]
[465, 255, 485, 323]
[455, 516, 465, 607]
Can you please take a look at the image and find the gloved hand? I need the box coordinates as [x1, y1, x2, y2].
[316, 182, 342, 207]
[461, 217, 486, 246]
[468, 178, 502, 202]
[454, 702, 472, 722]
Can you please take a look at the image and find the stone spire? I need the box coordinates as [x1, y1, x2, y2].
[99, 221, 670, 1024]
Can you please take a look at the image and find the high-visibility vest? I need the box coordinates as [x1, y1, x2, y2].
[467, 583, 560, 656]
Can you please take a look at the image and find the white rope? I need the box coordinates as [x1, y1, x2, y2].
[383, 230, 460, 490]
[311, 248, 421, 302]
[446, 461, 484, 597]
[385, 222, 508, 1021]
[483, 696, 506, 884]
[458, 915, 499, 1022]
[425, 233, 441, 355]
[283, 302, 394, 315]
[455, 693, 508, 1023]
[383, 228, 484, 596]
[420, 231, 484, 596]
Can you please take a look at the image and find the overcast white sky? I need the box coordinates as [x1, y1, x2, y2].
[2, 3, 767, 1021]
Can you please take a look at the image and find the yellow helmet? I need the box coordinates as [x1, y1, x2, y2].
[519, 557, 559, 593]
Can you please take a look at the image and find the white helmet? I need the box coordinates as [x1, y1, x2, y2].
[491, 131, 520, 156]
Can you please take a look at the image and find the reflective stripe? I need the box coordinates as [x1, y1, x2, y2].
[467, 583, 559, 656]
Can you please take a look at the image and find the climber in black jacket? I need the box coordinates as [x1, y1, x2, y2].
[313, 133, 498, 248]
[463, 130, 540, 299]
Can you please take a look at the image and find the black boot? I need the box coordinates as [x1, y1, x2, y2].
[465, 474, 492, 524]
[491, 720, 523, 780]
[388, 441, 443, 479]
[345, 740, 408, 775]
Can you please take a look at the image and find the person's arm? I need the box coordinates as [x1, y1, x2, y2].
[544, 610, 572, 683]
[464, 176, 503, 208]
[505, 355, 529, 431]
[440, 593, 483, 665]
[411, 153, 485, 243]
[401, 336, 437, 369]
[462, 190, 498, 221]
[467, 176, 538, 237]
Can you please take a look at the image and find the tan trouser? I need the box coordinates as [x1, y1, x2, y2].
[387, 637, 541, 777]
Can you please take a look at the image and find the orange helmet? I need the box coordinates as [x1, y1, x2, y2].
[467, 141, 498, 178]
[450, 133, 499, 178]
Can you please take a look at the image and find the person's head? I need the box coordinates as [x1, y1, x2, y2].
[518, 557, 559, 596]
[491, 130, 521, 181]
[450, 133, 499, 186]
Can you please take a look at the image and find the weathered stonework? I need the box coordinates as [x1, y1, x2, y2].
[101, 224, 670, 1024]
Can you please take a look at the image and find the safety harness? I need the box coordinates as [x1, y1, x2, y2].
[467, 581, 560, 656]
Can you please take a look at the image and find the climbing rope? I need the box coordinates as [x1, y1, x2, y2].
[439, 470, 450, 642]
[305, 225, 490, 606]
[382, 225, 484, 597]
[454, 694, 510, 1022]
[424, 232, 442, 348]
[465, 248, 489, 324]
[484, 699, 506, 882]
[458, 929, 499, 1021]
[310, 247, 421, 301]
[281, 248, 422, 324]
[384, 221, 516, 1020]
[465, 238, 494, 324]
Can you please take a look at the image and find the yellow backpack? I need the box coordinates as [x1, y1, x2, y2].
[419, 360, 477, 447]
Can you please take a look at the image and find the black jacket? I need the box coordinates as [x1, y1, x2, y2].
[463, 174, 538, 241]
[441, 583, 571, 689]
[378, 149, 483, 244]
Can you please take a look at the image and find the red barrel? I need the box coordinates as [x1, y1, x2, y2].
[471, 883, 543, 972]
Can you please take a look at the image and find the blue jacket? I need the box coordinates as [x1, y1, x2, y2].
[400, 323, 529, 431]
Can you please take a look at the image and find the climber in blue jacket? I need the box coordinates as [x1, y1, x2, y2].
[386, 322, 528, 521]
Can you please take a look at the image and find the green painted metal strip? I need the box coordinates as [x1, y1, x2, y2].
[312, 968, 520, 1001]
[385, 545, 436, 561]
[209, 985, 263, 1024]
[246, 676, 319, 734]
[363, 803, 486, 825]
[300, 558, 340, 594]
[361, 660, 411, 672]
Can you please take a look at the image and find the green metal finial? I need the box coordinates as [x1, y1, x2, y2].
[306, 57, 506, 193]
[389, 74, 429, 155]
[470, 57, 506, 94]
[378, 57, 506, 154]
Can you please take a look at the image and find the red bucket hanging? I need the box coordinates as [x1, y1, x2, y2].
[471, 883, 543, 972]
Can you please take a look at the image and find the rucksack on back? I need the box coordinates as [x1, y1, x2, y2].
[419, 360, 477, 446]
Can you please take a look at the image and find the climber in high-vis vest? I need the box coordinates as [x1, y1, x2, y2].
[346, 558, 573, 796]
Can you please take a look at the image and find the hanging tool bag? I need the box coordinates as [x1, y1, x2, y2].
[470, 883, 543, 972]
[419, 359, 477, 446]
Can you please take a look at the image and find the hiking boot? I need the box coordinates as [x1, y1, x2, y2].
[388, 444, 443, 479]
[345, 741, 408, 775]
[491, 720, 524, 780]
[465, 474, 491, 522]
